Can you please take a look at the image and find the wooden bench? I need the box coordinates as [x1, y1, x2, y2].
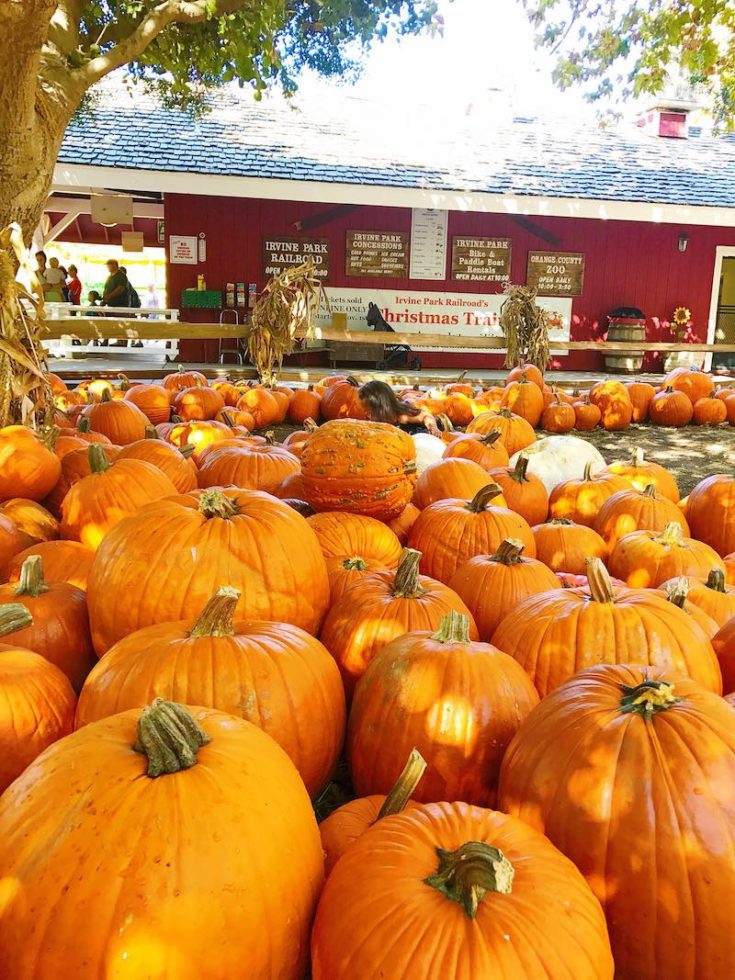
[327, 341, 385, 369]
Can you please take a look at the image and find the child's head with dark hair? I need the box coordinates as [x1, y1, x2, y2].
[358, 379, 420, 423]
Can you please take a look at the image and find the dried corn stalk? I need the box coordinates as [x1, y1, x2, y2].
[0, 224, 53, 427]
[499, 283, 550, 371]
[248, 258, 328, 386]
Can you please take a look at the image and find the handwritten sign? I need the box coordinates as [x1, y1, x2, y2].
[169, 235, 198, 265]
[262, 238, 329, 280]
[451, 237, 511, 281]
[409, 209, 448, 280]
[527, 251, 585, 296]
[346, 231, 409, 277]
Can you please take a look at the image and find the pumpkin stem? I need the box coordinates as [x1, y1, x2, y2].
[432, 610, 471, 644]
[583, 461, 594, 481]
[492, 538, 525, 565]
[424, 841, 514, 918]
[117, 373, 131, 391]
[376, 749, 427, 820]
[585, 558, 616, 603]
[40, 425, 60, 451]
[391, 549, 425, 599]
[657, 522, 684, 547]
[511, 453, 529, 483]
[0, 602, 33, 637]
[178, 444, 196, 459]
[134, 698, 211, 778]
[198, 489, 239, 520]
[77, 417, 92, 433]
[220, 410, 236, 428]
[480, 430, 502, 447]
[663, 576, 689, 608]
[620, 679, 679, 716]
[346, 376, 360, 388]
[498, 408, 514, 420]
[264, 431, 275, 445]
[467, 483, 504, 513]
[144, 425, 161, 440]
[88, 443, 111, 474]
[14, 555, 49, 598]
[304, 418, 318, 432]
[343, 556, 368, 572]
[550, 517, 574, 526]
[188, 586, 240, 638]
[630, 447, 645, 467]
[706, 568, 727, 593]
[100, 389, 113, 403]
[642, 484, 657, 498]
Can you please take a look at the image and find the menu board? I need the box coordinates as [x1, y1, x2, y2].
[346, 231, 409, 277]
[409, 209, 448, 280]
[262, 237, 329, 280]
[451, 237, 512, 282]
[527, 251, 585, 296]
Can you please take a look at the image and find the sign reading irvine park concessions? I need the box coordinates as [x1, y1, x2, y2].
[451, 237, 512, 281]
[262, 238, 330, 279]
[527, 251, 585, 296]
[346, 231, 409, 277]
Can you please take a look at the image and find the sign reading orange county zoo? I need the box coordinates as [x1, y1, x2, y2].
[527, 252, 585, 297]
[346, 231, 409, 277]
[263, 238, 329, 280]
[451, 238, 512, 282]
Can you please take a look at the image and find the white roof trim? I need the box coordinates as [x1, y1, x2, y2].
[53, 162, 735, 228]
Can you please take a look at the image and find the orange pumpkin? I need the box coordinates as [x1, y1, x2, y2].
[487, 453, 549, 526]
[498, 664, 735, 980]
[162, 366, 208, 399]
[301, 420, 416, 521]
[0, 425, 61, 502]
[318, 377, 368, 421]
[6, 540, 95, 592]
[233, 387, 280, 428]
[211, 379, 244, 407]
[589, 380, 633, 430]
[609, 521, 725, 588]
[668, 569, 735, 627]
[649, 386, 694, 426]
[311, 801, 614, 980]
[386, 502, 421, 545]
[44, 443, 121, 518]
[87, 488, 330, 654]
[307, 511, 402, 568]
[60, 445, 177, 550]
[532, 518, 608, 575]
[165, 418, 233, 458]
[501, 374, 544, 427]
[540, 397, 575, 433]
[348, 610, 539, 807]
[714, 616, 735, 694]
[694, 390, 728, 425]
[197, 440, 301, 494]
[449, 538, 560, 641]
[123, 383, 171, 424]
[116, 438, 199, 493]
[216, 407, 256, 431]
[507, 361, 544, 388]
[76, 586, 345, 797]
[491, 559, 721, 697]
[666, 367, 714, 405]
[320, 548, 478, 699]
[466, 408, 536, 456]
[173, 384, 226, 422]
[441, 430, 509, 471]
[625, 380, 656, 422]
[0, 555, 96, 691]
[0, 643, 76, 794]
[601, 447, 679, 502]
[593, 483, 689, 550]
[273, 470, 309, 501]
[724, 552, 735, 585]
[686, 474, 735, 556]
[408, 484, 535, 584]
[0, 513, 31, 582]
[660, 576, 719, 638]
[79, 391, 149, 444]
[573, 396, 602, 431]
[288, 386, 322, 424]
[282, 418, 318, 459]
[0, 700, 323, 979]
[324, 555, 389, 603]
[548, 462, 629, 526]
[413, 457, 493, 510]
[0, 499, 58, 544]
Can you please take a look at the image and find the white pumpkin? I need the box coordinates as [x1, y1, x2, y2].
[509, 436, 606, 494]
[411, 433, 446, 475]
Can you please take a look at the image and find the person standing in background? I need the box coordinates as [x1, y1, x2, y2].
[67, 265, 82, 305]
[43, 257, 66, 302]
[102, 260, 130, 307]
[34, 251, 47, 298]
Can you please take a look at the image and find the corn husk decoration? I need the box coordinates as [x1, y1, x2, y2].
[0, 224, 53, 427]
[248, 258, 328, 386]
[500, 283, 550, 371]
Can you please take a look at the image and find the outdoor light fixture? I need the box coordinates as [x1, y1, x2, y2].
[678, 233, 689, 252]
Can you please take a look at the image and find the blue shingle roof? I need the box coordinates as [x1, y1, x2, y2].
[58, 83, 735, 210]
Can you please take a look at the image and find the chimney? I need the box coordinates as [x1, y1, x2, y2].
[635, 72, 704, 139]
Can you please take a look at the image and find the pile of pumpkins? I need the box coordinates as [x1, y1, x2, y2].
[0, 363, 734, 978]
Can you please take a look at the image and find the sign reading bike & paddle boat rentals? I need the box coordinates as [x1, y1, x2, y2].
[317, 288, 571, 352]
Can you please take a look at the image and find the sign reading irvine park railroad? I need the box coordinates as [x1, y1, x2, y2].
[262, 238, 330, 279]
[451, 237, 512, 281]
[346, 231, 409, 277]
[527, 251, 585, 296]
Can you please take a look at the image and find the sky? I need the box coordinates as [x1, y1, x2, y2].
[298, 0, 596, 121]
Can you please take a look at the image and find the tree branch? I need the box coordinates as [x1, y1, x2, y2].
[46, 0, 85, 57]
[76, 0, 247, 87]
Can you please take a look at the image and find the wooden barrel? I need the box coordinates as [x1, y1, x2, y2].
[604, 317, 645, 373]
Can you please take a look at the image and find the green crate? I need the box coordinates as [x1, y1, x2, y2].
[181, 289, 222, 309]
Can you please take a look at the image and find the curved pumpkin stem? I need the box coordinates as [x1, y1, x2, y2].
[480, 430, 502, 447]
[77, 416, 92, 433]
[657, 522, 685, 547]
[706, 568, 727, 593]
[432, 610, 470, 644]
[620, 679, 679, 716]
[467, 483, 504, 513]
[492, 538, 525, 564]
[188, 586, 240, 638]
[391, 549, 425, 599]
[424, 841, 514, 918]
[144, 425, 161, 440]
[134, 699, 211, 778]
[375, 748, 427, 820]
[585, 558, 616, 603]
[663, 576, 689, 608]
[582, 461, 594, 481]
[0, 602, 33, 637]
[100, 389, 113, 403]
[198, 489, 239, 520]
[510, 453, 530, 483]
[642, 484, 657, 498]
[630, 447, 645, 467]
[14, 555, 49, 598]
[88, 443, 111, 474]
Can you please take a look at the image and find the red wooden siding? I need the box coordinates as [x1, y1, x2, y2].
[164, 193, 735, 371]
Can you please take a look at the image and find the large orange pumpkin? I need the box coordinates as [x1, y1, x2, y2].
[593, 483, 689, 550]
[44, 442, 121, 518]
[625, 380, 656, 421]
[301, 420, 416, 521]
[686, 474, 735, 556]
[174, 384, 226, 422]
[0, 425, 61, 502]
[441, 430, 509, 471]
[498, 664, 735, 980]
[466, 408, 536, 456]
[609, 521, 725, 588]
[0, 554, 96, 691]
[162, 365, 208, 398]
[76, 586, 345, 797]
[79, 391, 149, 444]
[0, 700, 323, 979]
[116, 438, 198, 492]
[123, 383, 171, 424]
[449, 537, 560, 640]
[408, 484, 535, 584]
[501, 374, 544, 427]
[319, 377, 368, 421]
[348, 610, 539, 807]
[413, 457, 494, 510]
[6, 540, 95, 591]
[649, 385, 694, 426]
[311, 801, 614, 980]
[532, 518, 608, 575]
[288, 386, 322, 424]
[87, 488, 330, 654]
[694, 390, 728, 425]
[589, 380, 633, 430]
[197, 440, 300, 494]
[666, 367, 714, 405]
[307, 511, 402, 567]
[319, 547, 478, 699]
[667, 569, 735, 628]
[491, 559, 721, 696]
[0, 498, 58, 544]
[487, 453, 549, 525]
[548, 461, 629, 525]
[601, 447, 680, 501]
[386, 501, 421, 544]
[0, 643, 76, 794]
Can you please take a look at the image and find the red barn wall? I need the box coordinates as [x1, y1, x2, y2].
[164, 193, 735, 371]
